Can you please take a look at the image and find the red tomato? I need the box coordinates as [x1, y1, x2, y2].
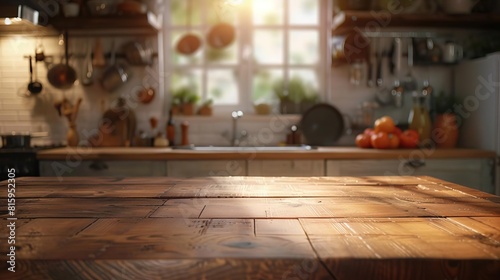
[355, 133, 372, 148]
[392, 127, 402, 136]
[388, 133, 400, 149]
[364, 128, 375, 137]
[374, 116, 396, 133]
[370, 132, 390, 149]
[399, 129, 419, 148]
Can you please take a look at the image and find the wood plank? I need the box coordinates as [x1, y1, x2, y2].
[198, 197, 431, 219]
[2, 259, 333, 280]
[324, 258, 500, 280]
[97, 234, 316, 259]
[16, 218, 95, 237]
[255, 219, 305, 235]
[0, 198, 164, 218]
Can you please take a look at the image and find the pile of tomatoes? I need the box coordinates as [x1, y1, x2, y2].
[355, 116, 419, 149]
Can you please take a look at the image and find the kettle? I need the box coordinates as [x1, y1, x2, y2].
[440, 0, 478, 14]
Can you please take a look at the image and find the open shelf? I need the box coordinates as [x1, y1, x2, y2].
[332, 11, 500, 35]
[48, 12, 161, 35]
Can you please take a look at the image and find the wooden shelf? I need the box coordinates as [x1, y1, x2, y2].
[48, 12, 161, 35]
[332, 11, 500, 35]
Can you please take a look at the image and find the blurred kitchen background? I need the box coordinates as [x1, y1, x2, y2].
[0, 0, 499, 147]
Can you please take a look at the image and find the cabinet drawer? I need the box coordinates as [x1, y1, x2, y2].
[167, 160, 246, 177]
[326, 158, 494, 193]
[248, 160, 324, 176]
[40, 160, 166, 177]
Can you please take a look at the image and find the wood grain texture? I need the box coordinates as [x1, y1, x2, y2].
[36, 147, 496, 160]
[0, 176, 499, 279]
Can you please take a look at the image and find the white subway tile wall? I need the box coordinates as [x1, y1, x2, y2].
[0, 35, 164, 147]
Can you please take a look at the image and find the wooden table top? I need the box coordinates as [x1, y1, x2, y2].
[1, 176, 499, 279]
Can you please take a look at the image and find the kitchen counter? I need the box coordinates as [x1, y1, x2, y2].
[36, 147, 496, 160]
[1, 176, 499, 279]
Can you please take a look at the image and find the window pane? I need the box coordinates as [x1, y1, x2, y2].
[253, 30, 284, 64]
[206, 40, 238, 64]
[207, 0, 239, 25]
[207, 69, 239, 105]
[170, 69, 203, 101]
[289, 0, 318, 25]
[288, 69, 320, 99]
[252, 0, 284, 25]
[171, 30, 203, 65]
[289, 30, 319, 64]
[252, 69, 283, 104]
[170, 0, 202, 26]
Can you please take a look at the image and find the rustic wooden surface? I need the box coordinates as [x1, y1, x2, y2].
[1, 176, 499, 279]
[36, 147, 496, 161]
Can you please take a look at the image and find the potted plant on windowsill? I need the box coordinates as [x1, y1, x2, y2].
[197, 99, 213, 116]
[171, 86, 199, 116]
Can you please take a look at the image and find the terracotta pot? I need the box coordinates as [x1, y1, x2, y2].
[181, 103, 195, 115]
[432, 113, 458, 148]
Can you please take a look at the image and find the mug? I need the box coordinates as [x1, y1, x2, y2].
[442, 41, 463, 63]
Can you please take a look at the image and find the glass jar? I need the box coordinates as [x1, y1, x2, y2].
[408, 91, 432, 144]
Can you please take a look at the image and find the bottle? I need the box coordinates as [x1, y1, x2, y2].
[166, 109, 175, 146]
[408, 91, 432, 145]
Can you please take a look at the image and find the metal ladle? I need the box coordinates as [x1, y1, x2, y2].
[27, 56, 43, 95]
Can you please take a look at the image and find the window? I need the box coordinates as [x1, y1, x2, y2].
[165, 0, 327, 114]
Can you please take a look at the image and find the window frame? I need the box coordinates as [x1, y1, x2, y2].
[162, 0, 329, 116]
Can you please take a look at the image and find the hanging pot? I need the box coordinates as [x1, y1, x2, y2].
[206, 22, 235, 49]
[176, 0, 202, 55]
[47, 31, 77, 89]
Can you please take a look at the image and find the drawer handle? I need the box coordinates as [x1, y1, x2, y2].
[404, 159, 426, 169]
[89, 161, 109, 171]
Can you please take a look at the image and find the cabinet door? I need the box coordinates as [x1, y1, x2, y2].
[247, 160, 324, 176]
[326, 158, 494, 193]
[167, 160, 246, 177]
[40, 160, 166, 177]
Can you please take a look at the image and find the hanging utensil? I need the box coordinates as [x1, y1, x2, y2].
[100, 40, 131, 92]
[27, 56, 43, 95]
[82, 41, 94, 86]
[391, 38, 404, 108]
[402, 38, 418, 92]
[176, 0, 202, 55]
[375, 38, 383, 88]
[47, 31, 77, 89]
[92, 38, 106, 68]
[366, 39, 374, 87]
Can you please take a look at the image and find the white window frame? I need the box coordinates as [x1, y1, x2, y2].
[162, 0, 329, 116]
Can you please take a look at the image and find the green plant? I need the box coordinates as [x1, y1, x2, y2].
[273, 76, 318, 104]
[172, 86, 199, 105]
[199, 98, 213, 108]
[434, 91, 457, 114]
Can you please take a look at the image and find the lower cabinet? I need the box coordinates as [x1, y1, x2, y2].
[166, 160, 246, 177]
[247, 160, 324, 176]
[39, 160, 166, 177]
[326, 158, 495, 194]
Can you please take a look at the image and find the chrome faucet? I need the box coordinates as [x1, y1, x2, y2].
[230, 110, 246, 146]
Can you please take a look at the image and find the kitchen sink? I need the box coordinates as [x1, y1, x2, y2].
[173, 145, 316, 151]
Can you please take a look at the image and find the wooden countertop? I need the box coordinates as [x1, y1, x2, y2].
[36, 147, 496, 161]
[1, 176, 499, 279]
